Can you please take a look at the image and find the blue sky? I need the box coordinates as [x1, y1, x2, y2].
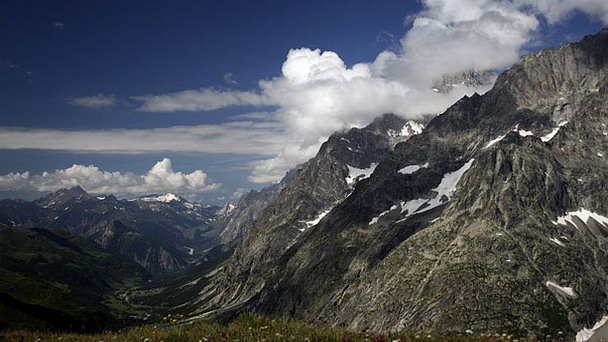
[0, 0, 605, 204]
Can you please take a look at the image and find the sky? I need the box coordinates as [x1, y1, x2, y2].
[0, 0, 606, 204]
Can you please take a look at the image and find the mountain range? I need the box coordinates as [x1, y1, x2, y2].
[159, 28, 608, 341]
[1, 28, 608, 342]
[0, 187, 221, 273]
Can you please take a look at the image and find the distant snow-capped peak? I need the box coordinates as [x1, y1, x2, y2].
[139, 193, 181, 203]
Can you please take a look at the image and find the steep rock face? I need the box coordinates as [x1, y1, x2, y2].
[190, 113, 426, 317]
[187, 29, 608, 338]
[432, 69, 496, 94]
[219, 168, 301, 246]
[317, 29, 608, 337]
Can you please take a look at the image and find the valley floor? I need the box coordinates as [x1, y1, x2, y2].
[0, 314, 568, 342]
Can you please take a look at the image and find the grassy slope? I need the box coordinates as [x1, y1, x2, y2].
[0, 313, 551, 342]
[0, 228, 148, 332]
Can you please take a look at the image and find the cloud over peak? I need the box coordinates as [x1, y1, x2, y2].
[0, 158, 220, 198]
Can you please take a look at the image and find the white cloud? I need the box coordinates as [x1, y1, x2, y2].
[0, 121, 285, 155]
[68, 94, 116, 108]
[517, 0, 608, 24]
[0, 158, 220, 197]
[223, 72, 238, 85]
[134, 0, 572, 183]
[14, 0, 608, 184]
[134, 89, 270, 112]
[231, 187, 249, 199]
[376, 0, 540, 85]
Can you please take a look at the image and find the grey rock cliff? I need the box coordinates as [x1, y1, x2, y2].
[218, 167, 300, 246]
[188, 113, 426, 318]
[182, 29, 608, 339]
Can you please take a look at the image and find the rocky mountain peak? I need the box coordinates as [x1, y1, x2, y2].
[432, 69, 495, 94]
[36, 185, 92, 208]
[138, 193, 183, 203]
[173, 29, 608, 340]
[488, 28, 608, 123]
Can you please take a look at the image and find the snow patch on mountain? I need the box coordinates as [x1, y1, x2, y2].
[546, 281, 576, 298]
[486, 122, 569, 148]
[301, 208, 332, 231]
[517, 129, 534, 137]
[397, 159, 475, 220]
[577, 315, 608, 342]
[140, 193, 181, 203]
[554, 209, 608, 229]
[399, 162, 429, 175]
[485, 134, 508, 148]
[541, 121, 569, 142]
[549, 237, 566, 247]
[346, 163, 378, 185]
[219, 203, 236, 215]
[369, 204, 399, 225]
[387, 121, 424, 139]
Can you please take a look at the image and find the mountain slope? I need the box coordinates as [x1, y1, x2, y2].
[183, 29, 608, 339]
[184, 113, 427, 318]
[0, 228, 146, 331]
[218, 167, 301, 246]
[325, 29, 608, 337]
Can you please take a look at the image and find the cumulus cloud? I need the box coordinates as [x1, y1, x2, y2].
[246, 45, 495, 182]
[375, 0, 539, 85]
[517, 0, 608, 24]
[0, 121, 285, 155]
[19, 0, 608, 184]
[68, 94, 116, 108]
[0, 158, 220, 197]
